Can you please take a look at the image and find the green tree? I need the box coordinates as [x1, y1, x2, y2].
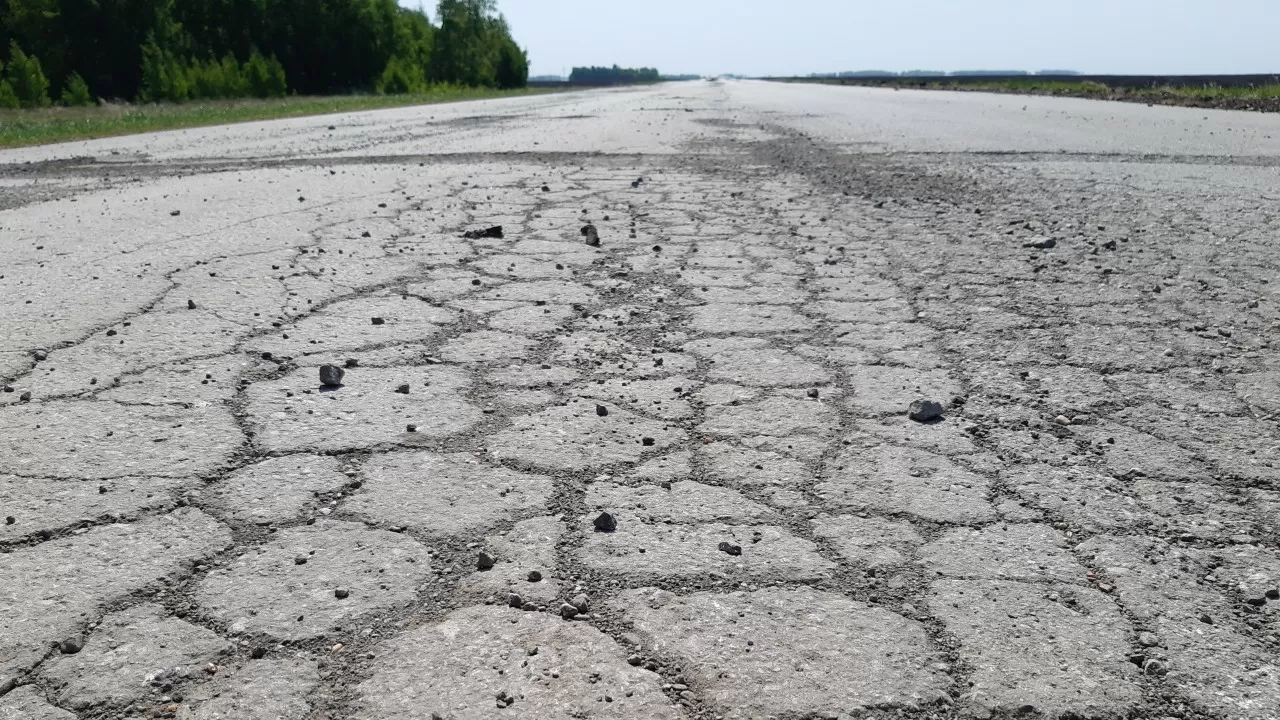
[0, 59, 19, 109]
[4, 0, 524, 101]
[59, 70, 92, 105]
[242, 50, 286, 98]
[0, 80, 19, 109]
[139, 34, 189, 101]
[6, 41, 51, 107]
[493, 37, 526, 89]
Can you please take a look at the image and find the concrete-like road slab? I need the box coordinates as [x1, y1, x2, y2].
[2, 79, 1279, 718]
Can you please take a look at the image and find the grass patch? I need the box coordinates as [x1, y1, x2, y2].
[0, 87, 555, 148]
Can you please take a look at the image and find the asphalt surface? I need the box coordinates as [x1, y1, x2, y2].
[1, 80, 1278, 720]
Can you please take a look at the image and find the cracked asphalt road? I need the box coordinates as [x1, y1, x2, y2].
[2, 80, 1279, 720]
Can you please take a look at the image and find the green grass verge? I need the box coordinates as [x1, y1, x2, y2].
[0, 87, 555, 149]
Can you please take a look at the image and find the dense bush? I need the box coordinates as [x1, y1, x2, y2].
[6, 41, 50, 107]
[243, 51, 287, 98]
[0, 0, 527, 104]
[376, 56, 427, 95]
[59, 70, 92, 105]
[0, 75, 19, 109]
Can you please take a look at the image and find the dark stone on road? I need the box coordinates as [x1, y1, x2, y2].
[463, 226, 504, 239]
[319, 365, 345, 387]
[581, 224, 601, 247]
[718, 541, 743, 556]
[593, 512, 617, 532]
[908, 399, 944, 422]
[477, 551, 496, 570]
[335, 588, 350, 599]
[596, 404, 609, 417]
[371, 317, 385, 325]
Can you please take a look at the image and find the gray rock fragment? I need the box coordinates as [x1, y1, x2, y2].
[477, 551, 496, 570]
[318, 364, 345, 387]
[57, 636, 83, 655]
[581, 224, 601, 247]
[594, 511, 617, 532]
[908, 398, 944, 422]
[718, 541, 743, 556]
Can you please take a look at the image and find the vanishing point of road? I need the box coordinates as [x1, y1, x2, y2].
[1, 80, 1278, 720]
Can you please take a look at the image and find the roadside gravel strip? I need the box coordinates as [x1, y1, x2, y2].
[1, 80, 1279, 719]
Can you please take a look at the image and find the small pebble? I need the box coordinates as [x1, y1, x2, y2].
[596, 404, 609, 417]
[718, 541, 743, 556]
[559, 603, 579, 620]
[406, 424, 418, 433]
[477, 551, 496, 570]
[508, 593, 523, 608]
[345, 358, 359, 369]
[641, 437, 655, 447]
[187, 299, 197, 309]
[59, 635, 84, 654]
[593, 512, 617, 532]
[569, 594, 589, 613]
[527, 570, 543, 582]
[807, 388, 819, 398]
[334, 588, 350, 599]
[1053, 415, 1072, 426]
[396, 384, 410, 394]
[371, 317, 386, 325]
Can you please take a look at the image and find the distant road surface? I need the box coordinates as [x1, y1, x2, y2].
[2, 80, 1278, 719]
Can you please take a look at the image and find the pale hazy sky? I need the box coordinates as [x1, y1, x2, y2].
[402, 1, 1275, 78]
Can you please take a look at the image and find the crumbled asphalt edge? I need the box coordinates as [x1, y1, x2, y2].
[1, 122, 1273, 719]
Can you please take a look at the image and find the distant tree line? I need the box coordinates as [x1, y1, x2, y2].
[569, 65, 659, 85]
[809, 69, 1080, 79]
[660, 74, 701, 81]
[0, 0, 528, 107]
